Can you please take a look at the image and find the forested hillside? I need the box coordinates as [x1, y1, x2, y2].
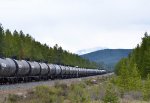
[0, 24, 98, 69]
[115, 32, 150, 78]
[81, 49, 132, 71]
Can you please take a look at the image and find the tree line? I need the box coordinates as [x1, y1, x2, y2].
[112, 33, 150, 101]
[0, 24, 99, 69]
[115, 32, 150, 78]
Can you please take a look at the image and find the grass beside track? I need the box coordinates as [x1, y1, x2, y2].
[1, 74, 150, 103]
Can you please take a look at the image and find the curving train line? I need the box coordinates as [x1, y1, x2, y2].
[0, 58, 106, 84]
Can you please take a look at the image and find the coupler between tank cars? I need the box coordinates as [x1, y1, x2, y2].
[0, 57, 107, 85]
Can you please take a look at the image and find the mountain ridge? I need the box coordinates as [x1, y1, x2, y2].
[76, 47, 108, 55]
[81, 49, 132, 71]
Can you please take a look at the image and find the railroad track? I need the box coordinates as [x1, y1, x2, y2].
[0, 58, 107, 84]
[0, 73, 113, 95]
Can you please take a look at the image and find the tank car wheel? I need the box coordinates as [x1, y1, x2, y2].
[24, 78, 28, 83]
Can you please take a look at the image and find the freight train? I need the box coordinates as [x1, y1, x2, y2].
[0, 58, 106, 84]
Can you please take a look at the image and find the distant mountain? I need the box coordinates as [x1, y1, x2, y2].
[81, 49, 132, 70]
[76, 47, 108, 55]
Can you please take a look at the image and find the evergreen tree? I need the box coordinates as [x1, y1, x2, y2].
[0, 23, 4, 56]
[115, 58, 141, 91]
[0, 24, 99, 69]
[116, 32, 150, 78]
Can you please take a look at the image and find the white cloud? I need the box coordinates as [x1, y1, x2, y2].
[0, 0, 150, 53]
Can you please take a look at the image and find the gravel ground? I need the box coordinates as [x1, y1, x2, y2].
[0, 73, 113, 95]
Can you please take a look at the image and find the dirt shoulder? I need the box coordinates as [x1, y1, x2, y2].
[0, 73, 113, 102]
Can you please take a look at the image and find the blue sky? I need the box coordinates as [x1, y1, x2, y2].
[0, 0, 150, 53]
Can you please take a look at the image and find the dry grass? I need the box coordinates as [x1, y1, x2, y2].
[120, 99, 149, 103]
[2, 75, 150, 103]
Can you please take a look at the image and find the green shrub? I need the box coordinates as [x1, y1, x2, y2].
[114, 58, 142, 93]
[89, 85, 101, 101]
[68, 83, 90, 103]
[54, 82, 69, 97]
[142, 74, 150, 101]
[102, 83, 119, 103]
[54, 82, 68, 89]
[84, 79, 94, 86]
[34, 85, 64, 103]
[8, 94, 21, 103]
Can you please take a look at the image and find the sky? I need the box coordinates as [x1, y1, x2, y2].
[0, 0, 150, 53]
